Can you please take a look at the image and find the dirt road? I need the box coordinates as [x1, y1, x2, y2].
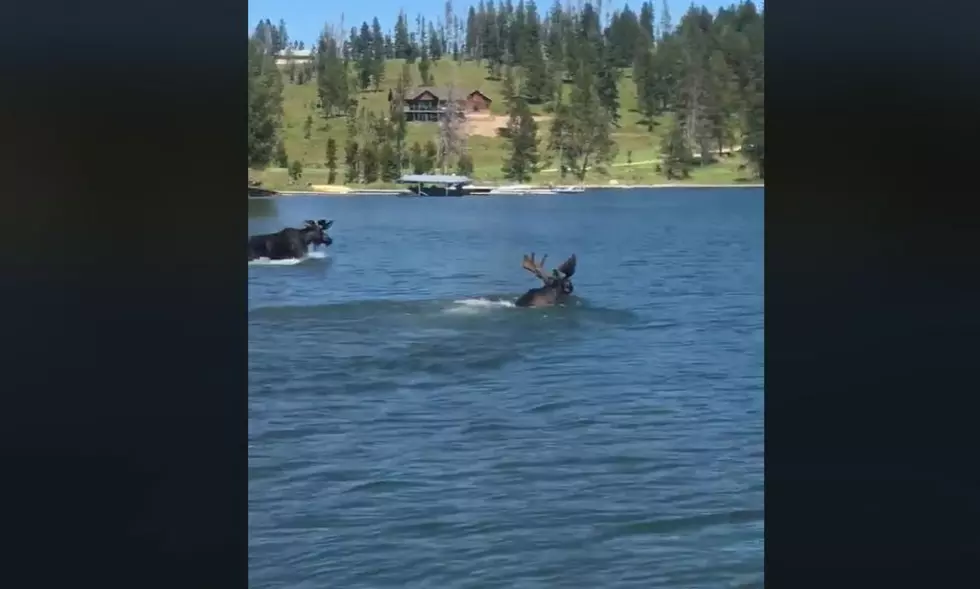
[539, 146, 744, 173]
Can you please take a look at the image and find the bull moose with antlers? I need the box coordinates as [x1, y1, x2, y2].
[247, 219, 334, 262]
[514, 252, 578, 308]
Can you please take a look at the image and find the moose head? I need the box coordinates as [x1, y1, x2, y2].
[513, 252, 577, 308]
[301, 219, 334, 248]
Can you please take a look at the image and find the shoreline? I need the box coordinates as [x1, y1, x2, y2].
[269, 183, 764, 197]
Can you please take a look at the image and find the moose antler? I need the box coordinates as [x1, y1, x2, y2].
[557, 254, 576, 278]
[521, 252, 549, 281]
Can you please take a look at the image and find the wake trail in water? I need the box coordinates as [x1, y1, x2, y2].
[444, 297, 516, 315]
[248, 250, 330, 267]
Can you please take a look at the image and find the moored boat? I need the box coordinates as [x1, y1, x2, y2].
[461, 184, 494, 195]
[489, 184, 533, 195]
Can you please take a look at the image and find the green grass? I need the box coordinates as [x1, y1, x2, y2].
[255, 58, 754, 190]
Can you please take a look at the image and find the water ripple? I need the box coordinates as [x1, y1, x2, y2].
[249, 189, 764, 588]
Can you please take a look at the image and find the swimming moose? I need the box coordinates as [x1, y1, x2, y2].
[247, 219, 334, 262]
[514, 252, 577, 308]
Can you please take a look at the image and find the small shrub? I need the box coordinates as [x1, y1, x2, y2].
[274, 142, 288, 168]
[303, 115, 313, 139]
[288, 160, 303, 182]
[456, 153, 474, 176]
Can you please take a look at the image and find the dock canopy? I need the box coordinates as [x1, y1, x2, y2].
[397, 174, 471, 185]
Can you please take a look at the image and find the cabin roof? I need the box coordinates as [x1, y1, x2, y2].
[403, 87, 491, 102]
[468, 89, 492, 102]
[405, 87, 454, 101]
[398, 174, 471, 185]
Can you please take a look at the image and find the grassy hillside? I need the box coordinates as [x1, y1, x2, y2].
[254, 58, 755, 189]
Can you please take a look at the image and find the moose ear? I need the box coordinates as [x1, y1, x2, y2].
[303, 219, 316, 227]
[323, 220, 334, 229]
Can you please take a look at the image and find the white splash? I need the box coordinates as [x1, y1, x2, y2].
[445, 297, 516, 315]
[248, 257, 304, 267]
[248, 250, 330, 267]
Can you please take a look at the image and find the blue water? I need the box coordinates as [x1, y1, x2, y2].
[248, 188, 764, 588]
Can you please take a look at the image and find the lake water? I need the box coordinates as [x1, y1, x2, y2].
[248, 188, 764, 588]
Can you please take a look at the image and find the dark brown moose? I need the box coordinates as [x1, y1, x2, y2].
[247, 219, 334, 262]
[514, 252, 577, 308]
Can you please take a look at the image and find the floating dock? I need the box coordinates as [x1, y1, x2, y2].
[397, 174, 471, 197]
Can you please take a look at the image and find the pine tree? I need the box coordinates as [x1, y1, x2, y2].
[466, 6, 480, 60]
[500, 65, 516, 111]
[741, 45, 764, 178]
[252, 20, 272, 53]
[483, 0, 502, 78]
[704, 49, 738, 155]
[501, 87, 540, 182]
[356, 22, 373, 90]
[325, 138, 338, 184]
[554, 61, 616, 180]
[394, 11, 412, 58]
[344, 140, 360, 183]
[544, 1, 564, 67]
[658, 0, 673, 40]
[634, 49, 658, 130]
[345, 101, 360, 143]
[389, 64, 411, 174]
[418, 47, 433, 86]
[660, 116, 692, 179]
[379, 142, 400, 181]
[276, 19, 289, 53]
[674, 7, 713, 162]
[428, 22, 442, 59]
[596, 55, 621, 126]
[367, 110, 389, 146]
[496, 0, 511, 65]
[361, 144, 379, 183]
[315, 33, 348, 118]
[605, 5, 641, 68]
[247, 38, 285, 168]
[371, 18, 386, 91]
[639, 2, 655, 41]
[653, 34, 680, 111]
[520, 1, 549, 104]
